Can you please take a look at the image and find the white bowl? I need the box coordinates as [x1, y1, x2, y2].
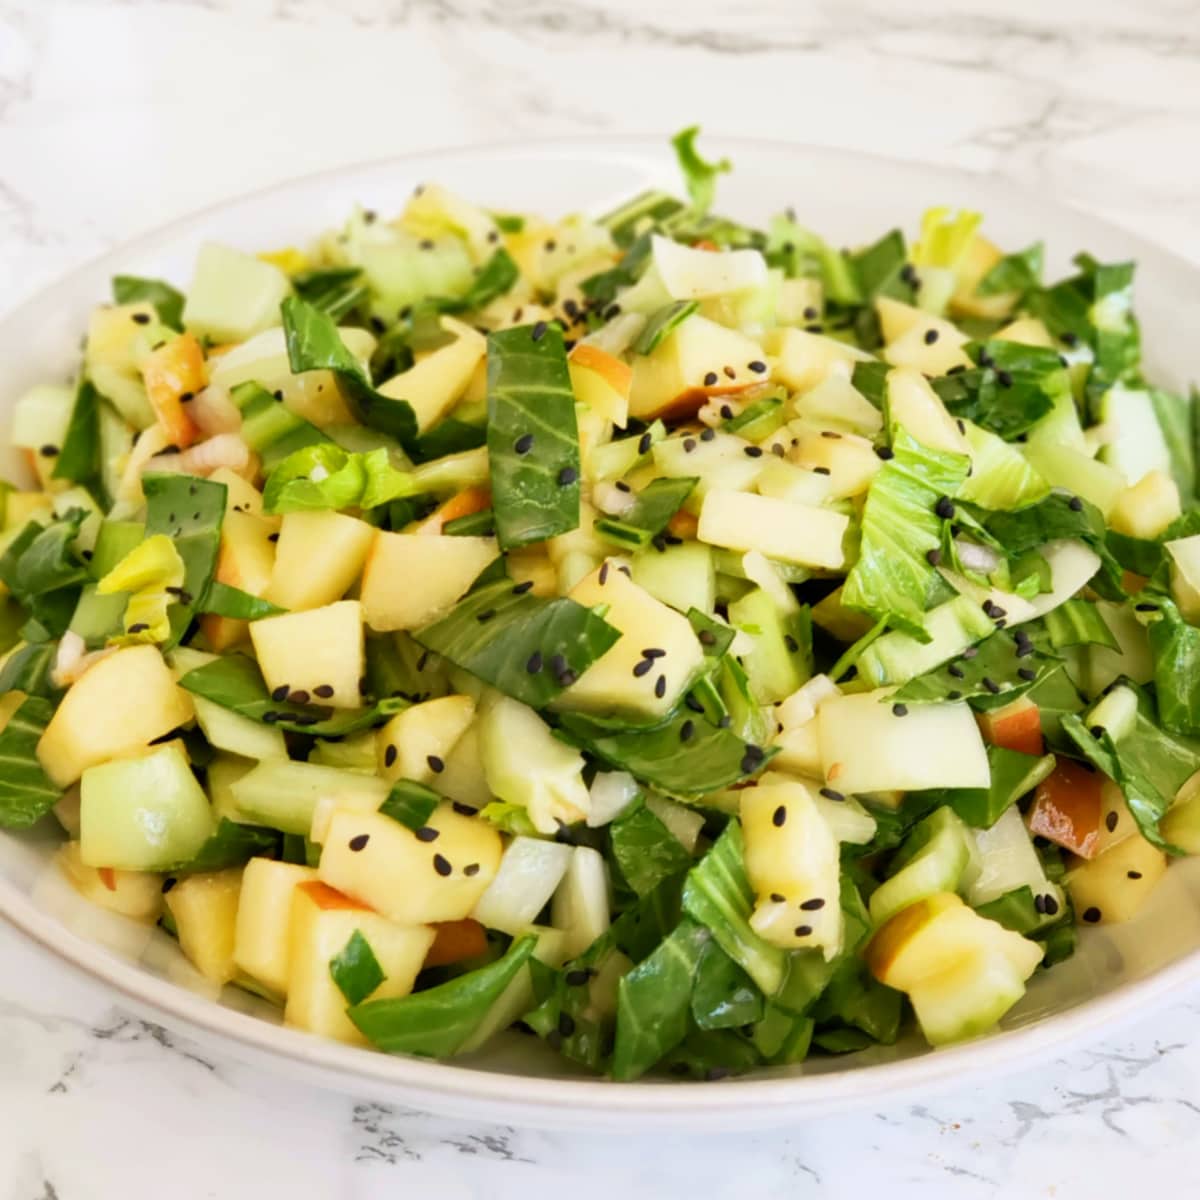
[3, 138, 1200, 1131]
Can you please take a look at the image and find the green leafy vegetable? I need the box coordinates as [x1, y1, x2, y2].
[282, 296, 420, 451]
[558, 705, 775, 797]
[1062, 687, 1198, 849]
[438, 248, 519, 314]
[690, 939, 763, 1031]
[1148, 600, 1200, 736]
[1149, 387, 1197, 506]
[413, 578, 619, 709]
[632, 302, 699, 356]
[594, 477, 697, 549]
[0, 697, 61, 828]
[671, 126, 730, 216]
[892, 629, 1061, 708]
[612, 919, 710, 1080]
[179, 654, 406, 737]
[112, 275, 185, 329]
[924, 744, 1056, 829]
[0, 641, 57, 698]
[1043, 599, 1118, 650]
[330, 930, 387, 1006]
[841, 429, 970, 638]
[52, 380, 101, 489]
[200, 582, 286, 621]
[262, 443, 417, 514]
[977, 242, 1044, 298]
[610, 800, 694, 896]
[0, 512, 89, 638]
[681, 821, 786, 995]
[167, 818, 280, 873]
[486, 323, 581, 550]
[142, 473, 226, 647]
[292, 267, 368, 322]
[379, 779, 442, 832]
[350, 935, 536, 1057]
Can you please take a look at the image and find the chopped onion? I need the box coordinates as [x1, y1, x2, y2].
[592, 480, 637, 518]
[188, 384, 242, 436]
[954, 539, 1001, 575]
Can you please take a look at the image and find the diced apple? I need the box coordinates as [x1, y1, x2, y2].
[697, 489, 848, 569]
[994, 317, 1054, 347]
[249, 600, 364, 709]
[884, 318, 971, 375]
[376, 694, 476, 785]
[318, 804, 501, 925]
[424, 918, 489, 968]
[629, 315, 765, 421]
[556, 562, 704, 721]
[37, 645, 194, 788]
[209, 467, 271, 521]
[651, 236, 768, 299]
[1025, 758, 1103, 858]
[360, 531, 500, 631]
[886, 367, 970, 454]
[1065, 833, 1168, 925]
[819, 690, 990, 794]
[1110, 470, 1181, 540]
[264, 510, 375, 612]
[56, 841, 164, 922]
[569, 343, 632, 429]
[233, 858, 318, 997]
[977, 696, 1043, 756]
[376, 317, 486, 433]
[285, 881, 435, 1044]
[791, 430, 881, 499]
[791, 374, 883, 438]
[875, 296, 927, 344]
[199, 509, 277, 651]
[763, 327, 873, 395]
[770, 719, 824, 777]
[166, 869, 243, 986]
[412, 487, 491, 536]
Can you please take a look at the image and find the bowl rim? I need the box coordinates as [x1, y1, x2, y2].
[3, 133, 1199, 1127]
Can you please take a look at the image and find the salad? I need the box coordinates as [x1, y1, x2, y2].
[2, 129, 1199, 1082]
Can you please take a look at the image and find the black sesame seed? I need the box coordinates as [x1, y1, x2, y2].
[704, 371, 719, 387]
[288, 689, 310, 705]
[876, 445, 895, 460]
[934, 496, 956, 520]
[701, 427, 716, 442]
[614, 480, 631, 493]
[719, 715, 732, 728]
[686, 693, 706, 713]
[923, 328, 939, 345]
[1016, 643, 1035, 659]
[131, 312, 151, 324]
[514, 433, 534, 455]
[948, 664, 965, 678]
[948, 690, 963, 700]
[557, 1011, 576, 1038]
[1017, 667, 1037, 681]
[740, 446, 761, 459]
[604, 304, 621, 320]
[1135, 602, 1158, 612]
[633, 658, 654, 678]
[642, 647, 666, 659]
[1082, 906, 1101, 923]
[349, 834, 370, 852]
[892, 702, 909, 717]
[638, 431, 653, 454]
[770, 892, 786, 903]
[926, 549, 942, 566]
[476, 608, 496, 623]
[558, 466, 578, 486]
[1105, 810, 1118, 832]
[723, 365, 736, 379]
[1043, 895, 1060, 916]
[982, 677, 1001, 694]
[800, 897, 826, 911]
[1090, 724, 1105, 739]
[683, 437, 697, 453]
[654, 675, 667, 698]
[720, 405, 734, 419]
[1068, 495, 1083, 512]
[680, 719, 695, 742]
[551, 654, 568, 676]
[415, 826, 440, 843]
[819, 787, 845, 802]
[747, 360, 767, 374]
[127, 622, 149, 634]
[803, 306, 819, 320]
[772, 805, 787, 827]
[1034, 893, 1046, 914]
[1127, 870, 1142, 880]
[512, 580, 534, 595]
[271, 685, 290, 702]
[262, 711, 281, 724]
[556, 668, 577, 687]
[384, 745, 398, 768]
[427, 755, 445, 774]
[784, 634, 799, 653]
[40, 444, 59, 457]
[161, 877, 177, 895]
[996, 369, 1013, 388]
[794, 925, 813, 937]
[565, 968, 592, 987]
[1062, 331, 1080, 347]
[433, 853, 452, 877]
[464, 862, 481, 877]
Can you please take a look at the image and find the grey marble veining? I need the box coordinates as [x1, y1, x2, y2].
[3, 1, 1200, 1195]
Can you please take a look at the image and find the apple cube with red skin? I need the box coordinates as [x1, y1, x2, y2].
[977, 697, 1044, 757]
[1026, 758, 1103, 859]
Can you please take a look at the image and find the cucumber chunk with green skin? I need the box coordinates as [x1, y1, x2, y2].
[728, 586, 809, 704]
[856, 595, 996, 688]
[80, 743, 215, 871]
[868, 807, 973, 928]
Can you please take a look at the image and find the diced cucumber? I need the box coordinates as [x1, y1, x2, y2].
[356, 232, 474, 322]
[1098, 385, 1171, 484]
[857, 595, 995, 688]
[182, 244, 291, 344]
[231, 760, 389, 836]
[80, 743, 216, 871]
[588, 422, 665, 483]
[728, 586, 809, 704]
[69, 584, 126, 648]
[868, 808, 973, 927]
[1085, 685, 1139, 742]
[191, 695, 288, 762]
[1022, 442, 1124, 517]
[10, 384, 74, 455]
[966, 806, 1062, 913]
[631, 542, 715, 614]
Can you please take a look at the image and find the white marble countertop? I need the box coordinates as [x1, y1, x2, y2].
[4, 1, 1200, 1195]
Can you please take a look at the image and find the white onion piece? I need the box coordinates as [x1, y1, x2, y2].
[188, 384, 242, 436]
[954, 539, 1002, 575]
[592, 480, 638, 518]
[177, 433, 251, 476]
